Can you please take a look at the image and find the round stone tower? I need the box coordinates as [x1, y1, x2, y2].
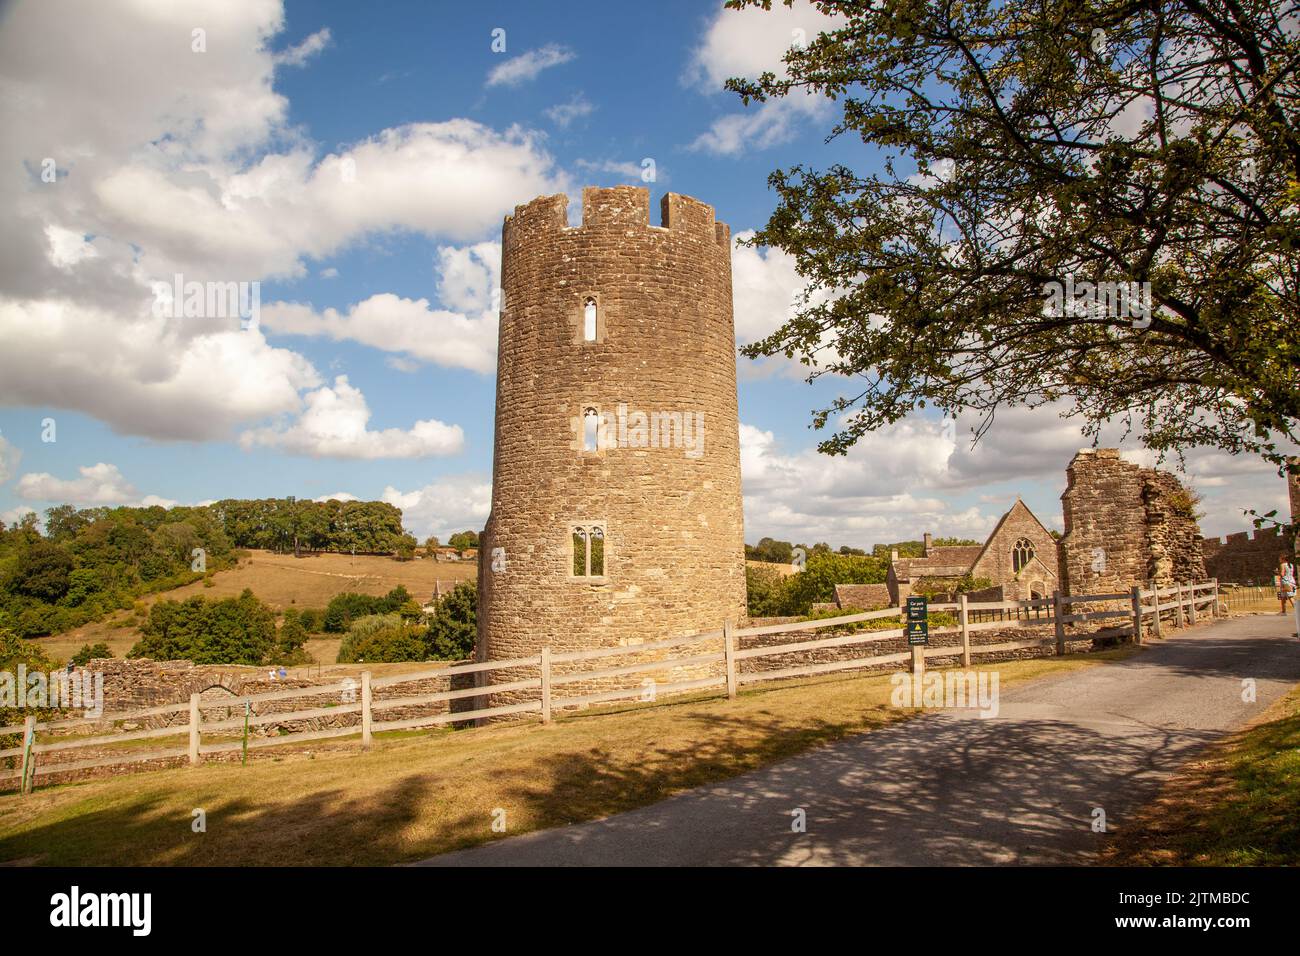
[476, 185, 746, 682]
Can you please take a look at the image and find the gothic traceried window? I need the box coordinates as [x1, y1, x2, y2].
[1012, 537, 1036, 573]
[570, 523, 606, 578]
[582, 406, 599, 452]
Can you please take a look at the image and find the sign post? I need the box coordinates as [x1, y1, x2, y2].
[905, 596, 929, 646]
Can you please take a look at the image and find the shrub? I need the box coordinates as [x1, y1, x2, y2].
[322, 587, 413, 633]
[128, 589, 276, 665]
[337, 614, 427, 664]
[426, 581, 475, 660]
[70, 642, 113, 666]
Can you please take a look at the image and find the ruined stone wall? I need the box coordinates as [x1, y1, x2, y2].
[1203, 528, 1292, 584]
[477, 186, 746, 704]
[1058, 449, 1206, 595]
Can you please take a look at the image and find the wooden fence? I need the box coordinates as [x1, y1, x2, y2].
[1, 579, 1222, 794]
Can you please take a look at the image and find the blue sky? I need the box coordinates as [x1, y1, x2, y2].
[0, 0, 1291, 548]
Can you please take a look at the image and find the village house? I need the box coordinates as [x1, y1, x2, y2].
[818, 499, 1061, 612]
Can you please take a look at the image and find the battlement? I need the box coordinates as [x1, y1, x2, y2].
[503, 187, 730, 247]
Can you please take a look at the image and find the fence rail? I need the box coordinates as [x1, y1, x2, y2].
[3, 578, 1227, 793]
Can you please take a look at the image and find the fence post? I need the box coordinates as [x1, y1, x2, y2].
[1053, 590, 1066, 655]
[910, 644, 925, 679]
[1130, 586, 1143, 645]
[1188, 582, 1199, 625]
[361, 670, 373, 749]
[1210, 578, 1219, 618]
[539, 647, 552, 723]
[188, 693, 200, 766]
[958, 594, 971, 668]
[723, 620, 737, 700]
[1149, 580, 1163, 638]
[19, 715, 36, 795]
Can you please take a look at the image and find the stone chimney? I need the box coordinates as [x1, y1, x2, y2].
[890, 548, 899, 561]
[923, 532, 932, 555]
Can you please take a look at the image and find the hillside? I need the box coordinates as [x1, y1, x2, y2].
[33, 549, 477, 662]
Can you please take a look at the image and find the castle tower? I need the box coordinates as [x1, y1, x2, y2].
[476, 186, 746, 685]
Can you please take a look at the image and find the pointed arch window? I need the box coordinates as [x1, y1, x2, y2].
[570, 523, 606, 578]
[1012, 537, 1036, 573]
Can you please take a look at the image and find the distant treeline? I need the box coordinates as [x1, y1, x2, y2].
[745, 536, 982, 565]
[209, 498, 417, 556]
[0, 497, 421, 639]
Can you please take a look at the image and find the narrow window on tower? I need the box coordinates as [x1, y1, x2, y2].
[572, 526, 588, 576]
[570, 523, 607, 579]
[583, 296, 598, 342]
[582, 406, 599, 452]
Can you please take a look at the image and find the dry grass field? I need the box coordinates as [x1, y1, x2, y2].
[32, 550, 477, 663]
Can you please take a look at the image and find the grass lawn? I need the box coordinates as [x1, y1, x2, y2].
[1100, 681, 1300, 866]
[0, 648, 1133, 866]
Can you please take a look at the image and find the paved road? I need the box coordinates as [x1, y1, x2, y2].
[419, 614, 1300, 866]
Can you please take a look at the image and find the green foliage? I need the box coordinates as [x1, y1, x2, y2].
[69, 642, 113, 667]
[746, 537, 795, 565]
[128, 589, 276, 665]
[207, 497, 409, 555]
[746, 552, 888, 616]
[447, 530, 479, 553]
[0, 628, 61, 758]
[426, 581, 476, 661]
[0, 502, 235, 637]
[911, 575, 996, 599]
[337, 614, 427, 664]
[728, 0, 1300, 469]
[322, 586, 414, 633]
[272, 609, 312, 666]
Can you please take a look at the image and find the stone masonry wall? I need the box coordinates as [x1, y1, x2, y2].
[1203, 527, 1292, 584]
[1058, 449, 1206, 596]
[477, 187, 747, 706]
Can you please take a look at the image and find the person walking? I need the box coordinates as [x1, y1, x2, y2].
[1277, 554, 1296, 615]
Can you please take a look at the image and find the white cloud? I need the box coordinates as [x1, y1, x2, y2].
[275, 27, 332, 68]
[262, 241, 501, 373]
[0, 2, 565, 442]
[1, 506, 37, 529]
[545, 93, 595, 127]
[239, 375, 464, 459]
[684, 1, 839, 155]
[688, 93, 827, 156]
[487, 44, 575, 88]
[15, 462, 177, 508]
[0, 434, 21, 484]
[313, 492, 359, 503]
[379, 475, 492, 540]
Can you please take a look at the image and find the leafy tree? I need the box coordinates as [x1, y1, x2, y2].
[728, 0, 1300, 470]
[129, 589, 276, 665]
[337, 613, 427, 664]
[426, 581, 476, 660]
[70, 642, 113, 666]
[448, 530, 479, 553]
[12, 542, 74, 603]
[273, 609, 311, 666]
[0, 628, 61, 758]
